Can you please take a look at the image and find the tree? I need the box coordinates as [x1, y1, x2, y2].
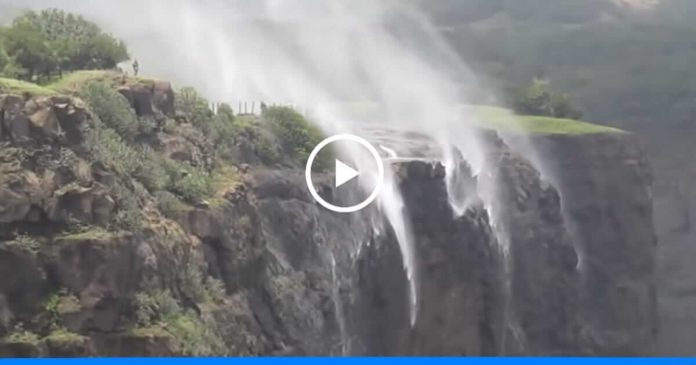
[512, 79, 553, 116]
[0, 46, 8, 72]
[550, 93, 583, 120]
[0, 23, 58, 80]
[11, 9, 129, 72]
[512, 79, 583, 119]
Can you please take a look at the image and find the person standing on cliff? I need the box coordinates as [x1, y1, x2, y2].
[132, 59, 139, 76]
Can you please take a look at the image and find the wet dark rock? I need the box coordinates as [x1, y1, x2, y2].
[530, 133, 657, 355]
[0, 89, 657, 357]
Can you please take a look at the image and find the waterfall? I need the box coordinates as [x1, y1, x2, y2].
[379, 164, 419, 326]
[71, 0, 492, 333]
[330, 253, 349, 355]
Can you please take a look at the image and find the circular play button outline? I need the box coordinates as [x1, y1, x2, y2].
[305, 134, 384, 213]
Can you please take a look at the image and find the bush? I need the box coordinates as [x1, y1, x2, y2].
[13, 233, 40, 252]
[87, 126, 139, 176]
[0, 46, 9, 71]
[135, 289, 227, 356]
[154, 190, 189, 218]
[167, 312, 227, 356]
[111, 182, 144, 231]
[262, 106, 325, 166]
[10, 9, 128, 72]
[43, 290, 80, 330]
[209, 102, 238, 144]
[160, 158, 212, 202]
[176, 87, 213, 129]
[202, 278, 227, 303]
[176, 88, 243, 147]
[2, 329, 40, 345]
[137, 116, 158, 135]
[133, 147, 168, 192]
[172, 168, 213, 203]
[511, 79, 583, 120]
[550, 93, 583, 120]
[135, 290, 181, 325]
[81, 81, 139, 140]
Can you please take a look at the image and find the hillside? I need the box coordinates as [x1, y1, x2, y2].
[0, 3, 666, 357]
[0, 72, 331, 356]
[0, 72, 656, 356]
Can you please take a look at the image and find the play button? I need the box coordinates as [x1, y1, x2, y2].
[335, 159, 359, 188]
[306, 134, 384, 213]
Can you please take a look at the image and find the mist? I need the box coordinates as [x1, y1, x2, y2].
[1, 0, 508, 327]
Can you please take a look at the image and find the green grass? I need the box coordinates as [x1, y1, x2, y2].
[2, 331, 40, 345]
[2, 71, 160, 97]
[1, 74, 621, 136]
[317, 102, 623, 135]
[210, 164, 242, 206]
[48, 70, 158, 93]
[44, 329, 85, 345]
[470, 105, 624, 135]
[0, 77, 57, 96]
[58, 227, 115, 241]
[128, 325, 172, 339]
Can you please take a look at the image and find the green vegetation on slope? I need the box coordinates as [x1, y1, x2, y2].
[472, 105, 623, 135]
[48, 70, 156, 93]
[0, 76, 56, 95]
[0, 9, 128, 81]
[432, 0, 696, 138]
[473, 104, 623, 135]
[0, 70, 156, 96]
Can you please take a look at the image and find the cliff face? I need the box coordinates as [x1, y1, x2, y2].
[531, 134, 658, 355]
[0, 85, 657, 356]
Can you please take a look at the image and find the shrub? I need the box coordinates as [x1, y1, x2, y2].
[167, 312, 227, 356]
[81, 81, 139, 140]
[174, 171, 212, 202]
[217, 103, 235, 121]
[550, 93, 583, 120]
[43, 290, 80, 330]
[137, 116, 158, 135]
[43, 328, 87, 350]
[154, 190, 189, 218]
[203, 278, 227, 303]
[87, 126, 140, 176]
[175, 87, 213, 130]
[135, 290, 181, 326]
[2, 329, 40, 345]
[110, 182, 144, 231]
[176, 90, 244, 146]
[133, 147, 168, 192]
[167, 164, 212, 203]
[263, 106, 325, 166]
[132, 270, 226, 355]
[511, 79, 583, 120]
[14, 233, 40, 252]
[210, 102, 238, 144]
[0, 46, 9, 72]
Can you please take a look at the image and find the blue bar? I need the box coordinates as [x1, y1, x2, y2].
[1, 359, 696, 365]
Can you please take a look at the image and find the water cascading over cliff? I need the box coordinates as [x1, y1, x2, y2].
[95, 0, 495, 329]
[5, 0, 657, 356]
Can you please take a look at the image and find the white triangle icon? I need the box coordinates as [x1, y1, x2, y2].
[335, 159, 359, 188]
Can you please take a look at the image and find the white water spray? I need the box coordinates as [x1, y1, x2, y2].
[379, 164, 419, 326]
[48, 0, 492, 329]
[330, 253, 349, 355]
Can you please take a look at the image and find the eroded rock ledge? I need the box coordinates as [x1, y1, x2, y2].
[0, 87, 656, 356]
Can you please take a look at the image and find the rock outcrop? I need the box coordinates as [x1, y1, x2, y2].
[0, 84, 657, 357]
[531, 133, 658, 355]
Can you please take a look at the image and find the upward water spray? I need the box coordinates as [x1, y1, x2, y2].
[65, 0, 495, 328]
